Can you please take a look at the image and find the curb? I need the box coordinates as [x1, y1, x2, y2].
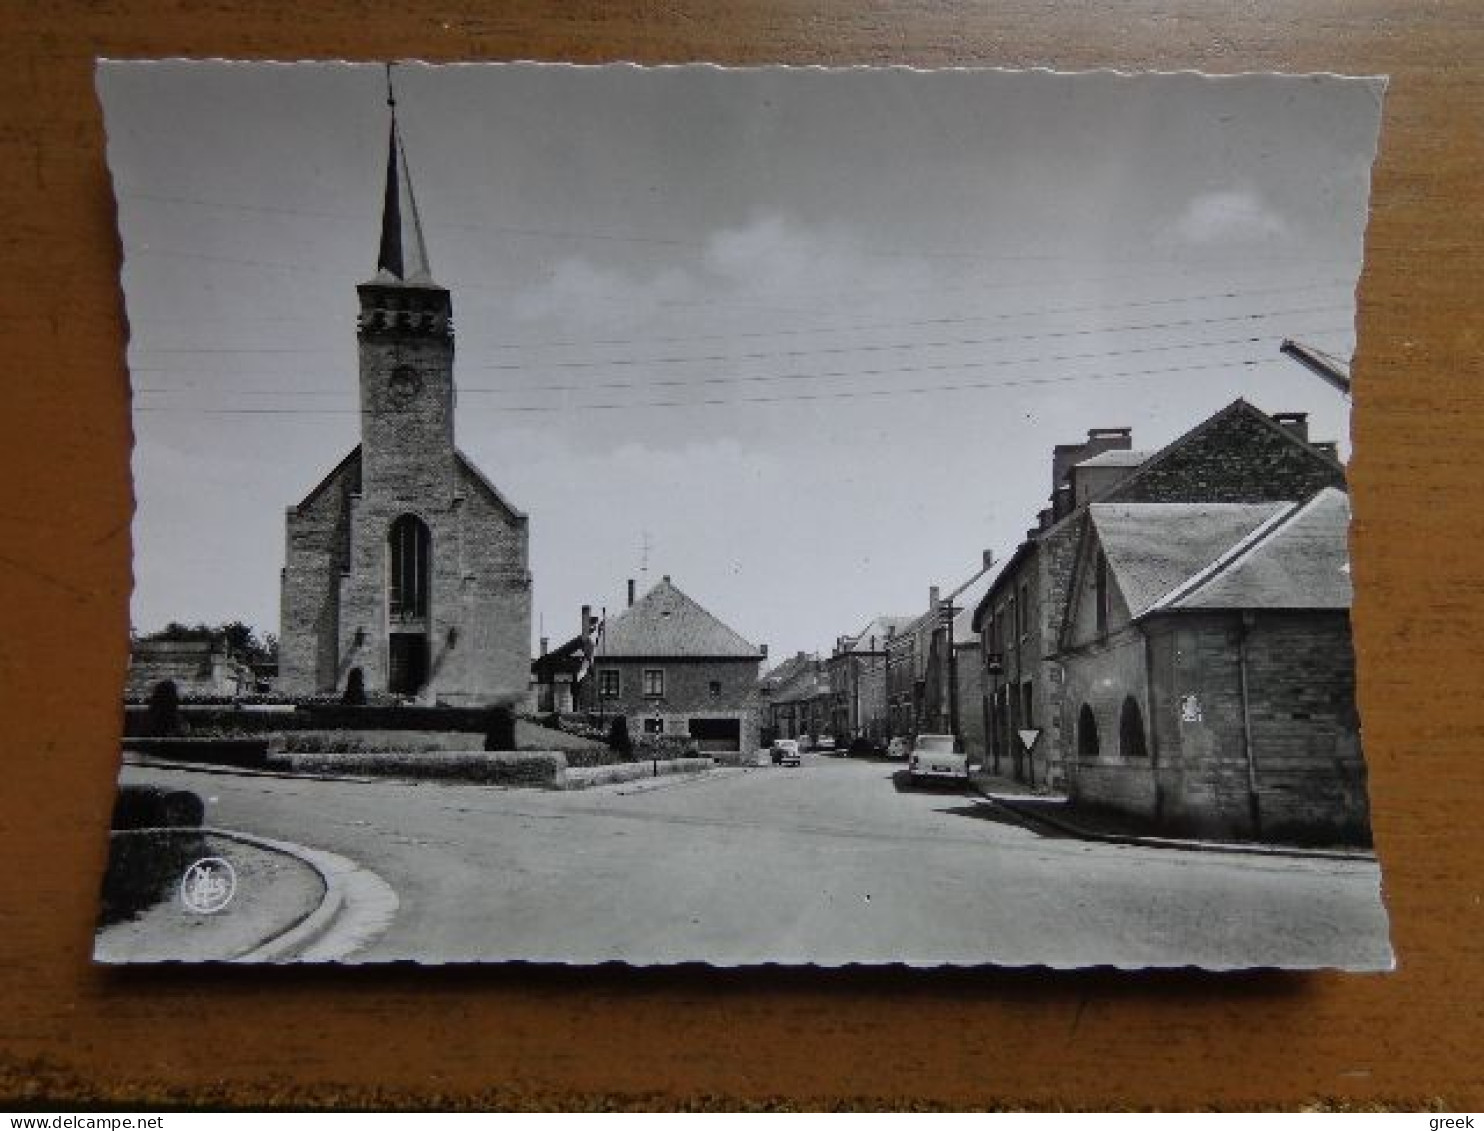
[976, 788, 1376, 863]
[195, 828, 400, 962]
[123, 754, 379, 786]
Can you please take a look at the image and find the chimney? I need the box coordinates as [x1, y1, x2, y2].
[540, 636, 549, 656]
[662, 574, 671, 584]
[759, 643, 768, 659]
[982, 549, 994, 572]
[929, 585, 940, 610]
[627, 578, 636, 607]
[580, 604, 591, 636]
[1272, 412, 1310, 442]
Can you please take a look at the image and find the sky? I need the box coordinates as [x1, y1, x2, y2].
[98, 62, 1384, 665]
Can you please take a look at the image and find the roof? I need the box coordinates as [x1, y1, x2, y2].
[770, 661, 830, 704]
[1150, 487, 1352, 613]
[531, 633, 585, 676]
[371, 114, 436, 286]
[1089, 501, 1288, 619]
[841, 615, 916, 654]
[1075, 449, 1151, 470]
[1090, 399, 1346, 505]
[598, 578, 760, 659]
[760, 652, 818, 690]
[950, 568, 998, 642]
[456, 450, 527, 521]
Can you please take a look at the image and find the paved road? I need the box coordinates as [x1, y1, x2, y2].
[115, 753, 1393, 969]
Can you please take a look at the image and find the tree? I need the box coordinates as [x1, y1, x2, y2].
[141, 621, 277, 665]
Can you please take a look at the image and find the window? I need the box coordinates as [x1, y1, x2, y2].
[1077, 703, 1100, 759]
[598, 669, 620, 698]
[1119, 696, 1147, 758]
[708, 680, 722, 698]
[643, 717, 664, 735]
[643, 668, 664, 697]
[387, 514, 431, 619]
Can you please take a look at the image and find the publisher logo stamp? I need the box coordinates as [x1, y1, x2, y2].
[180, 857, 237, 915]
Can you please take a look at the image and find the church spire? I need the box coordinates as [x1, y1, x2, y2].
[374, 66, 434, 285]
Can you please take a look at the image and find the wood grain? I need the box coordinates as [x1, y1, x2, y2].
[0, 0, 1480, 1110]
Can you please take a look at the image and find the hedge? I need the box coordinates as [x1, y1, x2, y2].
[121, 703, 497, 737]
[121, 737, 271, 769]
[265, 749, 568, 787]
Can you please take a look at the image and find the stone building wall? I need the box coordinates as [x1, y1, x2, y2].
[586, 656, 760, 755]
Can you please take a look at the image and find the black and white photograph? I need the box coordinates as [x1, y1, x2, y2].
[95, 60, 1391, 969]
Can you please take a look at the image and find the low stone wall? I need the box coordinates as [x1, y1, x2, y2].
[266, 749, 568, 787]
[562, 757, 715, 790]
[121, 737, 272, 769]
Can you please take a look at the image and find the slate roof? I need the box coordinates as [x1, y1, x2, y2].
[842, 616, 917, 653]
[598, 578, 760, 659]
[371, 115, 436, 286]
[1088, 501, 1288, 619]
[770, 661, 830, 704]
[760, 652, 819, 691]
[1074, 449, 1151, 469]
[1151, 487, 1352, 613]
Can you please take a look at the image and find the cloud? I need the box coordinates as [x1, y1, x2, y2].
[510, 256, 697, 330]
[1169, 190, 1293, 247]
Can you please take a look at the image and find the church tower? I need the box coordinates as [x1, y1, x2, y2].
[279, 81, 532, 706]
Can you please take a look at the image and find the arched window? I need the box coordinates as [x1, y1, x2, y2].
[388, 514, 431, 620]
[1077, 703, 1100, 759]
[1119, 696, 1147, 758]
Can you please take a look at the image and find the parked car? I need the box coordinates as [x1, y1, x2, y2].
[771, 738, 801, 766]
[886, 736, 912, 760]
[815, 734, 836, 752]
[907, 734, 968, 785]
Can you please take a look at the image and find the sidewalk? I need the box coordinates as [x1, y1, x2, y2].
[971, 773, 1375, 863]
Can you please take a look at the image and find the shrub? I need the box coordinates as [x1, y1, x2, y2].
[145, 680, 187, 738]
[607, 716, 633, 757]
[342, 667, 367, 706]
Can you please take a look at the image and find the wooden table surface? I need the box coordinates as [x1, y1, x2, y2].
[1, 0, 1480, 1111]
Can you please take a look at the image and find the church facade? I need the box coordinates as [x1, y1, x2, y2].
[278, 107, 531, 706]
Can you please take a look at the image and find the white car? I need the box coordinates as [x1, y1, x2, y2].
[908, 734, 968, 785]
[771, 739, 801, 767]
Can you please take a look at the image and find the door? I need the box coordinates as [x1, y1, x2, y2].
[388, 632, 429, 696]
[689, 717, 741, 752]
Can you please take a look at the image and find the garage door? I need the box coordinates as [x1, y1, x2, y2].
[688, 717, 741, 752]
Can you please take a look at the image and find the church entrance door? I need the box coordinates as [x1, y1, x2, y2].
[388, 632, 429, 696]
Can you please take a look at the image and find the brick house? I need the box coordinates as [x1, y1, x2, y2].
[826, 615, 915, 743]
[886, 554, 995, 747]
[577, 576, 762, 761]
[764, 654, 831, 744]
[1054, 488, 1369, 844]
[278, 103, 530, 706]
[972, 399, 1348, 788]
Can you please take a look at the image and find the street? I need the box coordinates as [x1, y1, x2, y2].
[114, 753, 1393, 969]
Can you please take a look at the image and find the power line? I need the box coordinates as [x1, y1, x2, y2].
[138, 331, 1342, 400]
[134, 355, 1286, 416]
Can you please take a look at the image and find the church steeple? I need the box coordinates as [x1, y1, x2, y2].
[373, 71, 435, 286]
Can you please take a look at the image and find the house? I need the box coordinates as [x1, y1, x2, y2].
[973, 399, 1349, 789]
[886, 553, 996, 747]
[278, 97, 530, 706]
[530, 629, 585, 715]
[126, 638, 256, 699]
[1054, 488, 1369, 844]
[825, 615, 915, 743]
[576, 576, 762, 761]
[764, 653, 831, 743]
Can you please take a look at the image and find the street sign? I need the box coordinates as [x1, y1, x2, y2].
[1017, 728, 1041, 752]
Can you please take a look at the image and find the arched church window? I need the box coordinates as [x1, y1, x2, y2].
[1119, 696, 1148, 758]
[1077, 703, 1100, 759]
[388, 514, 431, 619]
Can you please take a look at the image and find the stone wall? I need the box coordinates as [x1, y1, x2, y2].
[1067, 613, 1371, 845]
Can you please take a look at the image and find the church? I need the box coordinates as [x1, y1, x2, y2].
[278, 96, 532, 706]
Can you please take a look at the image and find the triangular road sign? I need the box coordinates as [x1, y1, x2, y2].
[1017, 728, 1041, 752]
